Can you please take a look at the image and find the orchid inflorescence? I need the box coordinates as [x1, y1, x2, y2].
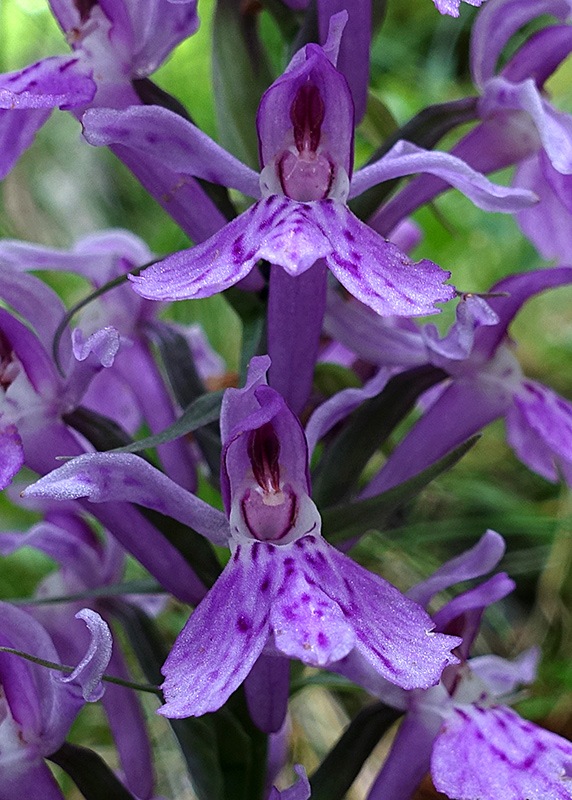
[1, 0, 572, 798]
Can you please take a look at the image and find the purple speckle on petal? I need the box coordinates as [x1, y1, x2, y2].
[236, 614, 252, 633]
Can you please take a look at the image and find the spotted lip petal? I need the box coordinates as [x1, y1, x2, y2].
[432, 704, 572, 800]
[159, 542, 274, 718]
[300, 536, 461, 690]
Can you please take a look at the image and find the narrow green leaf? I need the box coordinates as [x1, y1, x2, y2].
[48, 742, 137, 800]
[312, 365, 447, 508]
[147, 322, 222, 480]
[309, 703, 402, 800]
[108, 390, 224, 455]
[322, 436, 479, 544]
[63, 406, 135, 452]
[11, 578, 162, 605]
[314, 362, 362, 397]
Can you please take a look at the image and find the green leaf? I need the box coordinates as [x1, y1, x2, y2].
[309, 703, 402, 800]
[63, 406, 136, 453]
[314, 362, 362, 397]
[359, 93, 398, 148]
[212, 0, 274, 168]
[48, 743, 137, 800]
[148, 322, 222, 481]
[11, 578, 162, 605]
[108, 390, 224, 455]
[322, 436, 479, 544]
[312, 365, 447, 508]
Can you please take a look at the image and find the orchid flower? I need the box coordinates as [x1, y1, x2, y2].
[81, 13, 534, 321]
[323, 267, 572, 496]
[0, 0, 197, 176]
[0, 230, 224, 491]
[81, 12, 533, 413]
[0, 602, 111, 800]
[357, 531, 572, 800]
[0, 504, 159, 800]
[371, 0, 572, 238]
[0, 0, 231, 244]
[24, 356, 461, 724]
[0, 266, 205, 605]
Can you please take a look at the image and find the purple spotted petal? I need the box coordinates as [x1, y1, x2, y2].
[59, 609, 112, 702]
[296, 536, 460, 689]
[0, 425, 24, 489]
[408, 530, 506, 608]
[471, 0, 572, 87]
[432, 704, 572, 800]
[159, 542, 273, 717]
[311, 200, 454, 316]
[349, 139, 536, 211]
[130, 199, 293, 301]
[269, 552, 355, 666]
[506, 380, 572, 484]
[23, 453, 230, 546]
[0, 56, 94, 110]
[82, 105, 260, 198]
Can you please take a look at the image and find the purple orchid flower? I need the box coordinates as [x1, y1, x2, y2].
[0, 266, 206, 605]
[324, 267, 572, 496]
[24, 356, 461, 724]
[370, 0, 572, 237]
[0, 503, 160, 800]
[81, 13, 532, 413]
[357, 530, 572, 800]
[0, 229, 218, 491]
[0, 0, 231, 245]
[0, 0, 197, 176]
[0, 602, 111, 800]
[81, 14, 533, 319]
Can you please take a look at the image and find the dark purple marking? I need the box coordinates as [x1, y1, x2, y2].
[343, 229, 355, 242]
[301, 593, 311, 604]
[317, 632, 329, 649]
[233, 545, 242, 562]
[236, 614, 252, 633]
[260, 575, 271, 593]
[59, 59, 77, 73]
